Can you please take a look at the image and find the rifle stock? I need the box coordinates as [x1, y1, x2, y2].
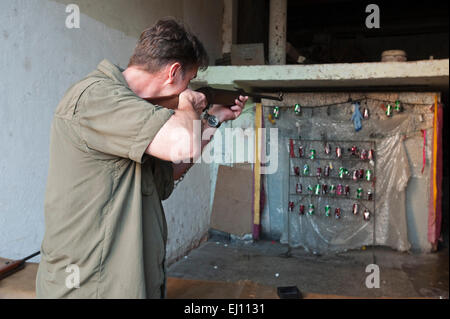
[0, 259, 25, 280]
[0, 251, 40, 280]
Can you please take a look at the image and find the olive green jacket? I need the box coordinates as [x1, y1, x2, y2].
[36, 60, 175, 298]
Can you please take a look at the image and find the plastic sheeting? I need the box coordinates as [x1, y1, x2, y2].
[262, 94, 434, 254]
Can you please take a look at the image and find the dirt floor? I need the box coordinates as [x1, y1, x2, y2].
[167, 235, 449, 299]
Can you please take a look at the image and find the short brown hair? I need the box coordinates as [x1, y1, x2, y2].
[128, 18, 209, 75]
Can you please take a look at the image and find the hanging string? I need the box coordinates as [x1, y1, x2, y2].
[263, 96, 434, 109]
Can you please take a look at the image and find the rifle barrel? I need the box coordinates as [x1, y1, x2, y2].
[23, 251, 40, 262]
[246, 92, 283, 101]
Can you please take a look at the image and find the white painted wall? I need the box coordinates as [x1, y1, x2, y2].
[0, 0, 223, 262]
[1, 0, 138, 262]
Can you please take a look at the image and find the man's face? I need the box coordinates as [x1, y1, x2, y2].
[133, 62, 199, 103]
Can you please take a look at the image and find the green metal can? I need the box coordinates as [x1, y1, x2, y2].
[303, 164, 310, 175]
[329, 184, 336, 194]
[365, 170, 372, 181]
[325, 205, 331, 217]
[339, 167, 348, 179]
[356, 187, 363, 199]
[310, 149, 316, 160]
[294, 103, 301, 115]
[308, 204, 315, 215]
[395, 100, 402, 112]
[273, 106, 280, 119]
[314, 184, 321, 195]
[386, 103, 393, 117]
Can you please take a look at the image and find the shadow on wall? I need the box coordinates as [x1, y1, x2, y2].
[50, 0, 184, 38]
[50, 0, 223, 65]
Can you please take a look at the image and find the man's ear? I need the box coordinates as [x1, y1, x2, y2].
[167, 62, 182, 84]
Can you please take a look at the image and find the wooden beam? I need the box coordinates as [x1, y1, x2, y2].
[253, 103, 262, 240]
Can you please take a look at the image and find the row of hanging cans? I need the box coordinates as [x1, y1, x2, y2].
[293, 143, 375, 160]
[288, 201, 371, 221]
[295, 183, 373, 200]
[275, 100, 400, 118]
[294, 165, 373, 180]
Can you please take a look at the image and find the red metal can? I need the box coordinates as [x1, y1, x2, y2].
[322, 184, 328, 194]
[352, 203, 359, 215]
[335, 208, 341, 219]
[368, 149, 374, 160]
[363, 209, 370, 221]
[324, 165, 330, 177]
[337, 184, 343, 195]
[345, 185, 350, 196]
[359, 169, 365, 179]
[352, 170, 359, 181]
[299, 205, 305, 215]
[316, 167, 322, 178]
[288, 201, 294, 211]
[296, 183, 302, 194]
[367, 190, 373, 201]
[336, 147, 342, 158]
[363, 108, 370, 119]
[294, 166, 300, 176]
[325, 143, 331, 154]
[298, 146, 304, 158]
[360, 149, 368, 160]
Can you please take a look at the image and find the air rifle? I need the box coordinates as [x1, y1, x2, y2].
[145, 86, 283, 110]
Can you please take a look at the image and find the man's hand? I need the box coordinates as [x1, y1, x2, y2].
[179, 88, 207, 114]
[208, 95, 249, 123]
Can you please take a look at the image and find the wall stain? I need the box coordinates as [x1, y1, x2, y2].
[23, 57, 32, 71]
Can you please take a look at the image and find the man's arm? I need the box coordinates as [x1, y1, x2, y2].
[172, 122, 216, 180]
[172, 95, 248, 181]
[145, 90, 206, 163]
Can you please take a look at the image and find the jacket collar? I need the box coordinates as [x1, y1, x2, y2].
[97, 59, 128, 86]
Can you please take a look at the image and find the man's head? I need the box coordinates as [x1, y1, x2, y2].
[125, 18, 209, 99]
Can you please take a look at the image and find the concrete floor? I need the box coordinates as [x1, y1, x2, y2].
[167, 235, 449, 299]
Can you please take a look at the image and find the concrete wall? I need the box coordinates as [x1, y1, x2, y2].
[182, 0, 224, 67]
[0, 0, 223, 262]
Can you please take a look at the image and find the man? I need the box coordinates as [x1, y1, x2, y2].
[36, 18, 248, 299]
